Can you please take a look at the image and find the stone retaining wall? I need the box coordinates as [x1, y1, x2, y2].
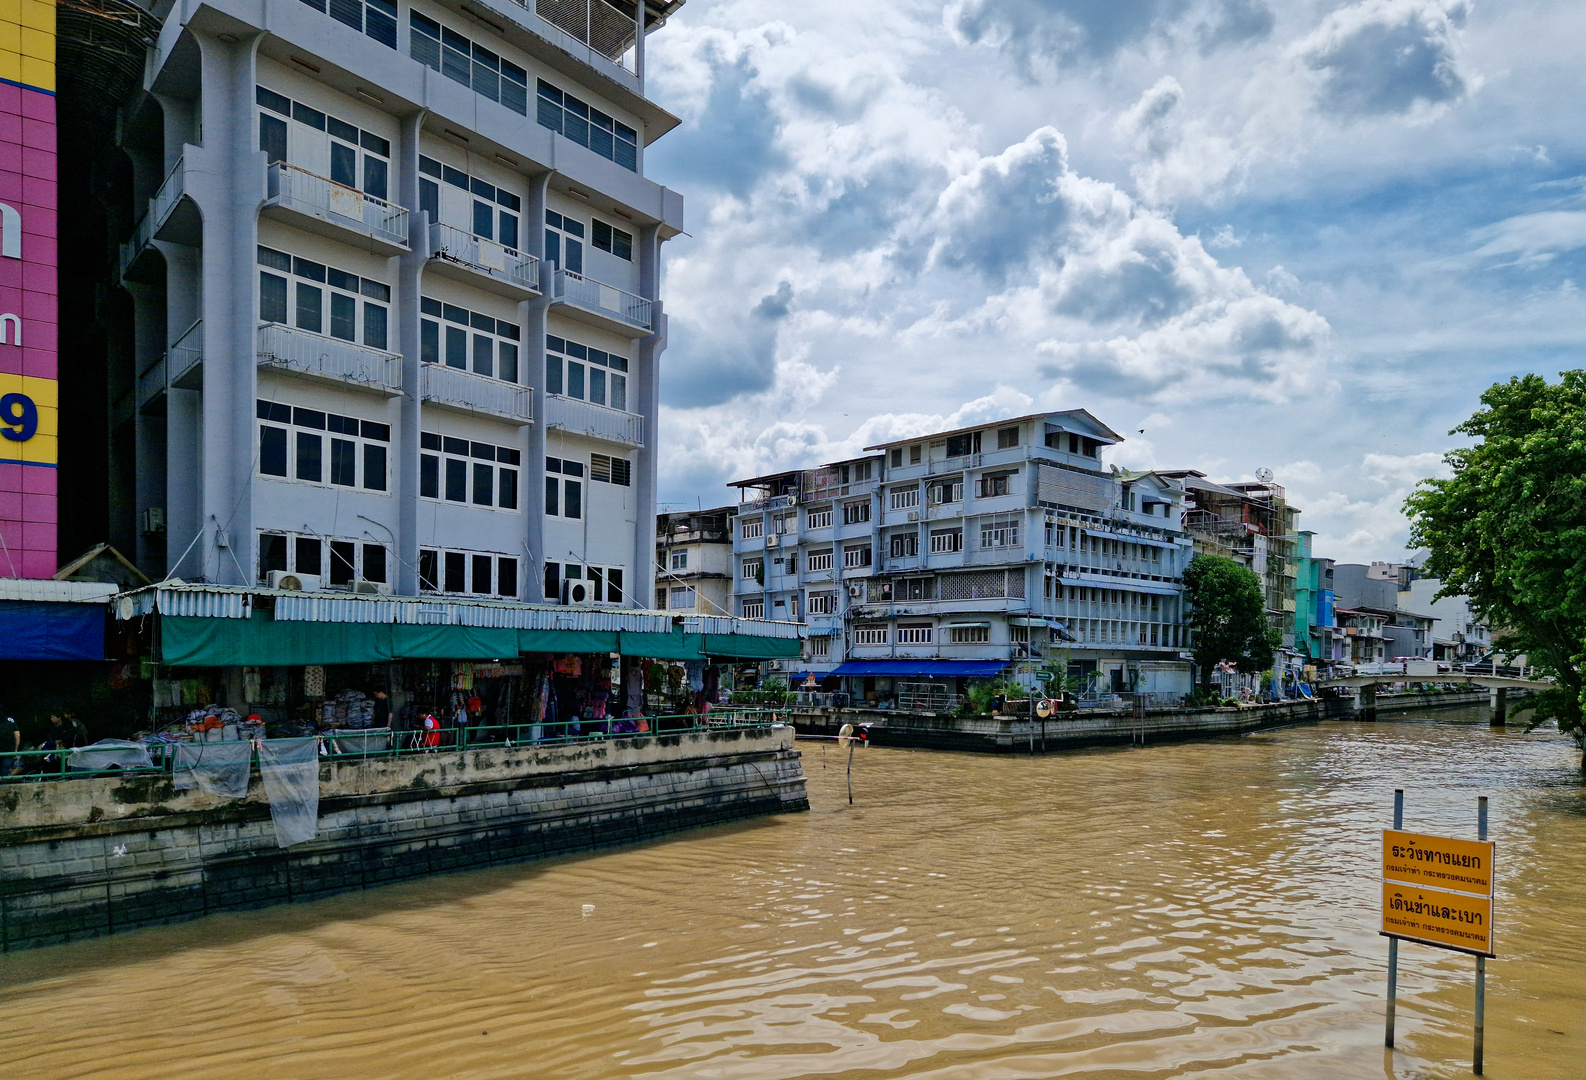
[0, 727, 808, 952]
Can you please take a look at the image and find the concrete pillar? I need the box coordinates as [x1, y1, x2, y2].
[523, 172, 552, 602]
[394, 109, 428, 597]
[1354, 682, 1377, 722]
[632, 222, 665, 609]
[1490, 686, 1507, 727]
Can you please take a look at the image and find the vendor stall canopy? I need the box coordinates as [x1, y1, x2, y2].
[123, 584, 802, 666]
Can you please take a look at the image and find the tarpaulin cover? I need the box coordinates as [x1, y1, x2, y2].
[828, 660, 1009, 677]
[67, 739, 153, 771]
[257, 737, 320, 848]
[162, 612, 393, 666]
[173, 740, 253, 799]
[518, 629, 619, 654]
[0, 600, 104, 661]
[619, 631, 704, 659]
[704, 633, 802, 659]
[393, 624, 519, 659]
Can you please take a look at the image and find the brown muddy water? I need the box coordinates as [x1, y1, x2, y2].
[2, 713, 1583, 1079]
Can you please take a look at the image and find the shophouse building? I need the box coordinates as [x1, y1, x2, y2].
[728, 412, 1196, 705]
[110, 0, 685, 608]
[1292, 530, 1336, 678]
[655, 506, 734, 616]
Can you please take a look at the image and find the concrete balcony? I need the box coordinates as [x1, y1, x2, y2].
[256, 323, 402, 396]
[428, 222, 541, 299]
[121, 157, 200, 283]
[421, 364, 533, 425]
[137, 320, 204, 415]
[264, 162, 409, 255]
[551, 268, 652, 337]
[544, 394, 643, 447]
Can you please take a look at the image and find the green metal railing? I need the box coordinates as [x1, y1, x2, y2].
[0, 709, 790, 784]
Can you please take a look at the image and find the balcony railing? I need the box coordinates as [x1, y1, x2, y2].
[527, 0, 639, 74]
[544, 394, 643, 446]
[421, 364, 533, 424]
[120, 157, 186, 277]
[266, 162, 408, 249]
[256, 323, 402, 395]
[429, 222, 540, 293]
[168, 319, 203, 388]
[552, 268, 652, 333]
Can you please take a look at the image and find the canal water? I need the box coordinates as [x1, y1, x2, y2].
[2, 714, 1583, 1079]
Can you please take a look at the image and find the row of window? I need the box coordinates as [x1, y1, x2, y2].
[297, 0, 398, 50]
[546, 334, 629, 410]
[420, 155, 522, 249]
[420, 297, 521, 383]
[258, 85, 392, 199]
[258, 400, 390, 490]
[260, 530, 387, 585]
[537, 81, 639, 172]
[419, 433, 520, 510]
[259, 247, 391, 350]
[419, 547, 519, 598]
[411, 11, 531, 114]
[851, 624, 991, 645]
[742, 545, 872, 577]
[544, 561, 625, 604]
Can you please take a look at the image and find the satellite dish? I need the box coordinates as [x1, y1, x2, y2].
[1255, 467, 1274, 483]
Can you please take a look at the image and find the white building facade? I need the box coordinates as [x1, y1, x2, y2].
[119, 0, 684, 607]
[729, 412, 1195, 704]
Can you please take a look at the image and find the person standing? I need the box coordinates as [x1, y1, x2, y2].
[1, 715, 21, 777]
[371, 690, 391, 730]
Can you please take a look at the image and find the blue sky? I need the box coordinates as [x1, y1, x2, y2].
[641, 0, 1586, 562]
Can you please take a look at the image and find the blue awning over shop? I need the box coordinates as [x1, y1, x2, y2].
[0, 599, 105, 661]
[828, 660, 1009, 678]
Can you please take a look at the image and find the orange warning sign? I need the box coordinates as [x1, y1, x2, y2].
[1382, 829, 1493, 897]
[1381, 882, 1494, 957]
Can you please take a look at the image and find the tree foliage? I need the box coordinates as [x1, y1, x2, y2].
[1183, 555, 1281, 689]
[1406, 372, 1586, 751]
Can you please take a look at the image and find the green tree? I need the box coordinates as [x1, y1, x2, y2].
[1183, 555, 1281, 692]
[1406, 372, 1586, 767]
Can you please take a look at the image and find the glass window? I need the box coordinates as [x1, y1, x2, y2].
[295, 432, 322, 482]
[445, 458, 467, 502]
[330, 438, 357, 486]
[260, 426, 287, 476]
[295, 536, 322, 576]
[444, 551, 466, 593]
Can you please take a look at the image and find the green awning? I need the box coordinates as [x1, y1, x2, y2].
[618, 630, 704, 659]
[704, 633, 802, 660]
[394, 625, 520, 659]
[161, 612, 394, 666]
[518, 628, 619, 654]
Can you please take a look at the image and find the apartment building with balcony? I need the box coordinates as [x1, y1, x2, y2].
[654, 505, 734, 616]
[728, 412, 1196, 702]
[107, 0, 682, 606]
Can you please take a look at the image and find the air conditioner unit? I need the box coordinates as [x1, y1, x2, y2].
[352, 580, 392, 595]
[140, 507, 166, 536]
[268, 571, 320, 591]
[907, 511, 920, 522]
[786, 495, 798, 507]
[766, 533, 780, 548]
[767, 660, 783, 671]
[562, 579, 591, 604]
[848, 585, 862, 598]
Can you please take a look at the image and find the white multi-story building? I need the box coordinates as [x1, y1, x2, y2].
[116, 0, 685, 607]
[654, 506, 735, 616]
[729, 412, 1195, 704]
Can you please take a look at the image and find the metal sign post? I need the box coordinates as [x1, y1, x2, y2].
[1381, 791, 1496, 1074]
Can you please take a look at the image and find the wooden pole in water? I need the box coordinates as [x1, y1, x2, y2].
[847, 740, 854, 805]
[1386, 788, 1404, 1048]
[1474, 795, 1488, 1074]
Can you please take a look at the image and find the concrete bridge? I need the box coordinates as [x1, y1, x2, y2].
[1315, 669, 1550, 724]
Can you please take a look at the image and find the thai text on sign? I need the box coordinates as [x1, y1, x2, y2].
[1381, 882, 1494, 957]
[1382, 829, 1493, 896]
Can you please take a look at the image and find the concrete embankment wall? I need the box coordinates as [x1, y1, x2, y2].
[0, 727, 808, 952]
[791, 689, 1500, 753]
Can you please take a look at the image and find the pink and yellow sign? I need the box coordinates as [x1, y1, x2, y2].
[0, 0, 57, 578]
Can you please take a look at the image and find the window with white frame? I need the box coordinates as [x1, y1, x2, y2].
[946, 431, 982, 457]
[259, 530, 388, 587]
[536, 80, 638, 172]
[742, 599, 765, 619]
[419, 547, 518, 598]
[668, 585, 696, 609]
[544, 456, 583, 519]
[419, 433, 520, 510]
[774, 512, 796, 534]
[541, 561, 623, 604]
[896, 624, 933, 644]
[929, 528, 963, 553]
[543, 209, 587, 273]
[546, 335, 629, 410]
[853, 624, 888, 645]
[808, 636, 831, 659]
[806, 508, 833, 529]
[889, 532, 918, 558]
[890, 487, 920, 510]
[843, 544, 872, 568]
[256, 87, 391, 194]
[997, 426, 1019, 449]
[418, 155, 521, 248]
[590, 453, 632, 487]
[928, 478, 963, 505]
[410, 11, 530, 115]
[741, 518, 764, 540]
[421, 298, 520, 382]
[843, 500, 871, 525]
[807, 591, 835, 614]
[975, 471, 1014, 498]
[980, 515, 1020, 549]
[258, 247, 389, 349]
[670, 550, 687, 570]
[1010, 625, 1029, 643]
[898, 577, 933, 600]
[592, 218, 634, 260]
[807, 549, 834, 572]
[949, 625, 990, 644]
[741, 557, 763, 580]
[257, 400, 389, 491]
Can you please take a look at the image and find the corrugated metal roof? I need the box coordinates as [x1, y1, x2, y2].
[113, 583, 803, 638]
[0, 579, 118, 604]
